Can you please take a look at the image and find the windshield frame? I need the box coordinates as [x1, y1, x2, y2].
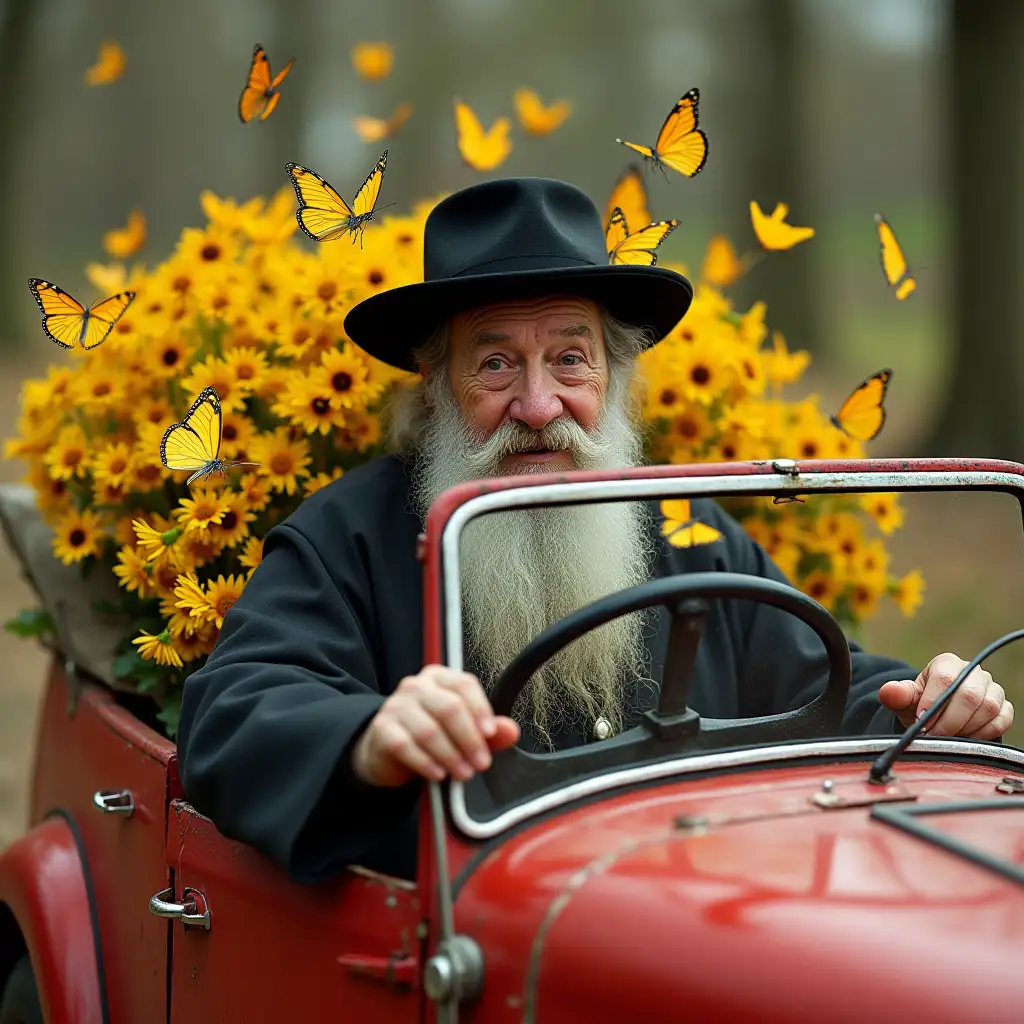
[421, 458, 1024, 839]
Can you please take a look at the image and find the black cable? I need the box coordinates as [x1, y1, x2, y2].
[868, 627, 1024, 783]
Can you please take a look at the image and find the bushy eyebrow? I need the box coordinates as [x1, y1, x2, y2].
[467, 322, 595, 351]
[552, 323, 594, 339]
[468, 329, 512, 350]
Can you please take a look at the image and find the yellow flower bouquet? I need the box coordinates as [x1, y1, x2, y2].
[2, 185, 924, 736]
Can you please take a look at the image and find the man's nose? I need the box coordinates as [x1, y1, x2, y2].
[509, 366, 564, 430]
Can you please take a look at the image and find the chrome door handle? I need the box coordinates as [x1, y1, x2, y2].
[93, 789, 134, 817]
[149, 887, 211, 930]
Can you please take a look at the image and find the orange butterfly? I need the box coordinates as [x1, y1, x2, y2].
[616, 89, 709, 179]
[353, 102, 413, 143]
[454, 99, 512, 171]
[28, 279, 135, 351]
[604, 166, 652, 235]
[238, 44, 294, 124]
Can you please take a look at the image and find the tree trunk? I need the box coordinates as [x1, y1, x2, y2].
[927, 0, 1024, 457]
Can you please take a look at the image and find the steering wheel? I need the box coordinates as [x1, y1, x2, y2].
[477, 572, 852, 807]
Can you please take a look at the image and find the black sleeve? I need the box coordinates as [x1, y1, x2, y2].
[708, 508, 914, 736]
[177, 521, 420, 884]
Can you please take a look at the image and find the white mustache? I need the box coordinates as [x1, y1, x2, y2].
[463, 416, 614, 475]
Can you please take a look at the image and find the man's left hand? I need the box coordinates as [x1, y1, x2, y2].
[878, 652, 1014, 739]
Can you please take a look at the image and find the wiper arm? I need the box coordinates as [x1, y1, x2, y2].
[868, 627, 1024, 784]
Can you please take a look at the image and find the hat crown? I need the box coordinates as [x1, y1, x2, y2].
[423, 177, 609, 280]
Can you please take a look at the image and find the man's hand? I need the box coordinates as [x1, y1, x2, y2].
[350, 665, 521, 787]
[878, 652, 1014, 739]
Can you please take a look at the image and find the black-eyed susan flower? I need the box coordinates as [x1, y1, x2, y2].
[205, 574, 246, 628]
[173, 571, 216, 627]
[150, 336, 194, 379]
[181, 355, 244, 412]
[238, 472, 272, 513]
[319, 346, 377, 411]
[113, 546, 153, 596]
[223, 347, 269, 394]
[171, 623, 218, 663]
[892, 570, 925, 618]
[217, 410, 256, 461]
[133, 629, 183, 668]
[132, 517, 184, 564]
[175, 489, 230, 533]
[238, 536, 263, 577]
[858, 493, 905, 536]
[304, 467, 344, 498]
[279, 373, 345, 435]
[800, 570, 840, 612]
[176, 226, 240, 268]
[674, 336, 734, 406]
[52, 509, 106, 565]
[208, 491, 255, 549]
[249, 428, 311, 495]
[92, 442, 133, 490]
[44, 425, 90, 481]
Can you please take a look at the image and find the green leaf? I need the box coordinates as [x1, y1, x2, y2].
[4, 607, 56, 639]
[113, 648, 145, 679]
[157, 693, 182, 739]
[92, 599, 125, 615]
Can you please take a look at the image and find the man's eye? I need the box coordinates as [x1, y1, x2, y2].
[561, 353, 583, 365]
[484, 358, 505, 372]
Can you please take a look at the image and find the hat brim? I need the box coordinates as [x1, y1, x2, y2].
[343, 264, 693, 372]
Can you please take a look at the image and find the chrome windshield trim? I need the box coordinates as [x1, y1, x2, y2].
[440, 469, 1024, 836]
[449, 737, 1024, 840]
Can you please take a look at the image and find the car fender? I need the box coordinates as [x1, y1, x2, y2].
[0, 812, 107, 1024]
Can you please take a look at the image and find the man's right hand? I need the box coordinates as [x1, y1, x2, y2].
[350, 665, 521, 787]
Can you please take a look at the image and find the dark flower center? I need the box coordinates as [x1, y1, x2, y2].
[69, 528, 86, 547]
[659, 388, 677, 406]
[681, 329, 694, 341]
[367, 269, 385, 285]
[271, 453, 294, 474]
[172, 275, 191, 293]
[312, 397, 331, 414]
[200, 244, 222, 261]
[690, 365, 711, 385]
[332, 372, 352, 392]
[801, 441, 818, 458]
[93, 382, 112, 397]
[222, 424, 237, 441]
[162, 348, 179, 366]
[220, 511, 238, 531]
[318, 281, 338, 301]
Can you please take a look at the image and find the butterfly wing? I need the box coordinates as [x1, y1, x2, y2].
[239, 45, 272, 123]
[654, 89, 709, 178]
[605, 165, 651, 232]
[161, 387, 223, 474]
[81, 291, 136, 350]
[832, 369, 892, 442]
[270, 56, 294, 89]
[285, 163, 355, 241]
[351, 151, 387, 219]
[605, 207, 630, 256]
[874, 214, 909, 286]
[27, 279, 87, 350]
[454, 99, 512, 171]
[616, 139, 656, 161]
[610, 219, 680, 267]
[895, 276, 916, 300]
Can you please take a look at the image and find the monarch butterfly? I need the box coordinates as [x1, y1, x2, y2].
[874, 214, 916, 300]
[513, 88, 571, 135]
[160, 387, 259, 486]
[453, 99, 512, 171]
[604, 165, 651, 235]
[830, 369, 893, 442]
[285, 151, 388, 246]
[605, 208, 679, 267]
[660, 499, 724, 549]
[27, 279, 135, 351]
[353, 102, 412, 143]
[616, 89, 709, 179]
[238, 44, 294, 123]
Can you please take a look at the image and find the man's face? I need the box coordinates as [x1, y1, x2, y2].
[444, 295, 609, 475]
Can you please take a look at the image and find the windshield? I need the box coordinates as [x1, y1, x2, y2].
[440, 467, 1024, 837]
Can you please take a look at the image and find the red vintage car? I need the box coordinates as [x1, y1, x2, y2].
[1, 458, 1024, 1024]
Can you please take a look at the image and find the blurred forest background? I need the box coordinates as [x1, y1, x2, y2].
[1, 0, 1023, 844]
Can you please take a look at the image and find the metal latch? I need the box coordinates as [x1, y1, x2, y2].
[811, 777, 916, 809]
[149, 887, 211, 930]
[996, 775, 1024, 794]
[93, 789, 134, 817]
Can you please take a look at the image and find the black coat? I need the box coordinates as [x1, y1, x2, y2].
[177, 455, 911, 883]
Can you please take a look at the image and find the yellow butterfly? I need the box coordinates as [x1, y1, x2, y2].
[660, 499, 724, 549]
[830, 369, 892, 442]
[351, 42, 394, 81]
[513, 88, 571, 135]
[103, 209, 147, 259]
[616, 89, 709, 179]
[285, 151, 388, 246]
[238, 44, 294, 124]
[353, 102, 412, 143]
[85, 41, 126, 86]
[605, 208, 679, 267]
[700, 235, 759, 287]
[27, 279, 135, 351]
[160, 387, 259, 486]
[604, 166, 651, 234]
[874, 214, 916, 300]
[750, 201, 815, 251]
[454, 99, 512, 171]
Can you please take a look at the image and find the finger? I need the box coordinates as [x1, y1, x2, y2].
[416, 682, 493, 773]
[392, 697, 476, 780]
[373, 716, 446, 782]
[965, 700, 1015, 742]
[425, 666, 497, 737]
[959, 681, 1004, 736]
[489, 716, 521, 751]
[927, 668, 991, 737]
[878, 679, 922, 714]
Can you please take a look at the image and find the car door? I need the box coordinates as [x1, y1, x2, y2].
[165, 799, 423, 1023]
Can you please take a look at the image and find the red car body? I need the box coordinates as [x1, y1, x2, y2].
[1, 458, 1024, 1023]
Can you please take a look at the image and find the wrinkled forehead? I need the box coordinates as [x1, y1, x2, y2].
[450, 295, 603, 350]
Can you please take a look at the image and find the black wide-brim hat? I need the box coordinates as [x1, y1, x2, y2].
[343, 176, 693, 372]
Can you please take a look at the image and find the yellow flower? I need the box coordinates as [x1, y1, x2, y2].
[249, 428, 311, 495]
[238, 472, 272, 512]
[91, 442, 134, 489]
[858, 493, 905, 535]
[73, 365, 127, 415]
[304, 468, 345, 498]
[132, 394, 176, 431]
[173, 572, 216, 626]
[750, 201, 815, 251]
[113, 546, 153, 596]
[352, 41, 394, 80]
[28, 462, 73, 519]
[763, 332, 810, 389]
[52, 509, 106, 565]
[673, 336, 734, 405]
[103, 209, 146, 258]
[205, 574, 246, 628]
[182, 356, 245, 411]
[171, 624, 218, 663]
[238, 536, 264, 576]
[208, 491, 255, 549]
[150, 336, 194, 379]
[175, 488, 230, 533]
[800, 569, 841, 612]
[848, 578, 883, 620]
[44, 425, 90, 481]
[279, 372, 346, 435]
[892, 569, 926, 618]
[128, 449, 168, 493]
[219, 410, 256, 461]
[175, 225, 240, 268]
[854, 539, 889, 585]
[132, 629, 183, 668]
[132, 517, 184, 564]
[223, 347, 269, 394]
[319, 346, 379, 411]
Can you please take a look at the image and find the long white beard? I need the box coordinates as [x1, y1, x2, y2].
[410, 376, 657, 746]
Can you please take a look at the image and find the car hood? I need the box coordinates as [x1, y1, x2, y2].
[453, 759, 1024, 1023]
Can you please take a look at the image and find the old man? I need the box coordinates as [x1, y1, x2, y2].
[177, 177, 1013, 883]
